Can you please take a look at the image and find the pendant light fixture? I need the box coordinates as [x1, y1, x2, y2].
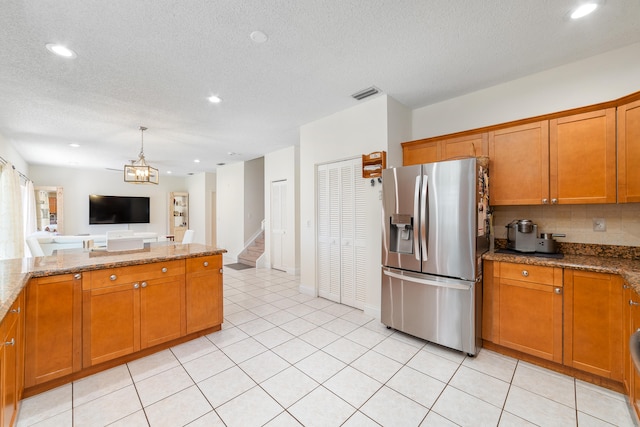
[124, 126, 159, 184]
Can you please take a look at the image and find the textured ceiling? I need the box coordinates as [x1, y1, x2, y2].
[1, 0, 640, 176]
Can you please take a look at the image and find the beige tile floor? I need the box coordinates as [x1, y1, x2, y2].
[16, 267, 638, 427]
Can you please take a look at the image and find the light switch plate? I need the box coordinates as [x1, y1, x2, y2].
[593, 218, 606, 232]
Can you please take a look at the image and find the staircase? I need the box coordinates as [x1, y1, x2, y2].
[238, 232, 264, 267]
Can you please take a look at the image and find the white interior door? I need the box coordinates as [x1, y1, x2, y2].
[270, 180, 286, 272]
[316, 158, 365, 309]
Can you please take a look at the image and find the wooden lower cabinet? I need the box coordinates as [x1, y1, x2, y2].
[25, 274, 82, 387]
[1, 292, 24, 427]
[628, 289, 640, 419]
[491, 261, 563, 363]
[186, 255, 223, 334]
[83, 260, 186, 367]
[563, 270, 623, 380]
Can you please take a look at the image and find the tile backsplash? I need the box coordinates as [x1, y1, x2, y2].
[492, 203, 640, 247]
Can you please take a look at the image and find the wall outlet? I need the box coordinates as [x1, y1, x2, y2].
[593, 218, 606, 232]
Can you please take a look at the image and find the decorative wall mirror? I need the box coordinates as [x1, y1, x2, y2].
[34, 186, 64, 234]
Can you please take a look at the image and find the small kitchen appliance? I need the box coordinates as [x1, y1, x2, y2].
[506, 219, 538, 253]
[536, 232, 566, 254]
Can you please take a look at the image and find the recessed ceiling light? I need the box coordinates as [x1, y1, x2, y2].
[571, 3, 598, 19]
[45, 43, 77, 58]
[227, 151, 238, 156]
[167, 171, 172, 174]
[217, 162, 226, 166]
[208, 95, 222, 104]
[250, 31, 268, 44]
[194, 159, 200, 163]
[69, 143, 80, 148]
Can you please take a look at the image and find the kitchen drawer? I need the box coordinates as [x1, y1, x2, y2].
[186, 255, 221, 273]
[498, 262, 561, 287]
[90, 260, 185, 289]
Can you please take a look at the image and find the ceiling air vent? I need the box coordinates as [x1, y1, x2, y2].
[351, 86, 380, 101]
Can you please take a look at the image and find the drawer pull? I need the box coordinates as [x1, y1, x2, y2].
[110, 274, 117, 281]
[203, 261, 209, 267]
[542, 198, 548, 204]
[630, 300, 640, 306]
[141, 282, 148, 288]
[521, 270, 529, 277]
[133, 283, 140, 289]
[554, 288, 562, 295]
[624, 284, 631, 289]
[219, 268, 223, 274]
[551, 198, 558, 204]
[5, 338, 15, 346]
[10, 307, 20, 314]
[161, 267, 168, 273]
[74, 273, 82, 280]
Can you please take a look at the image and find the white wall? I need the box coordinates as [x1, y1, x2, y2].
[0, 133, 29, 176]
[243, 157, 265, 242]
[28, 165, 187, 236]
[264, 146, 299, 274]
[300, 95, 389, 318]
[412, 42, 640, 140]
[185, 173, 206, 244]
[216, 162, 245, 262]
[386, 96, 412, 169]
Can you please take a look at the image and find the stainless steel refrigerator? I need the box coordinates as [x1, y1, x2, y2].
[381, 157, 489, 355]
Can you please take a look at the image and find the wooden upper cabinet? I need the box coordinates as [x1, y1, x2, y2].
[618, 99, 640, 203]
[489, 121, 549, 205]
[402, 132, 487, 166]
[549, 108, 617, 204]
[403, 140, 439, 165]
[440, 133, 488, 161]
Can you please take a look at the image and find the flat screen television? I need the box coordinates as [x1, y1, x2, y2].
[89, 195, 150, 224]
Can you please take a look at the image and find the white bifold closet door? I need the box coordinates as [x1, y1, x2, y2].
[317, 158, 367, 309]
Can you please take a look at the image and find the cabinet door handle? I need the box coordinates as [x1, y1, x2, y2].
[551, 198, 558, 204]
[521, 270, 529, 277]
[161, 267, 168, 273]
[5, 338, 15, 346]
[219, 268, 223, 274]
[554, 287, 562, 295]
[624, 284, 631, 289]
[110, 274, 117, 281]
[74, 273, 82, 280]
[542, 198, 548, 204]
[141, 282, 148, 288]
[133, 283, 140, 289]
[630, 300, 639, 306]
[10, 307, 20, 314]
[203, 261, 209, 267]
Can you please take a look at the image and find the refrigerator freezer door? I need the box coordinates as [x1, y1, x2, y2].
[382, 164, 423, 273]
[422, 158, 477, 281]
[381, 267, 481, 355]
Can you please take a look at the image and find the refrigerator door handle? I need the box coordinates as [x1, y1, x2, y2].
[383, 269, 470, 291]
[414, 175, 421, 261]
[420, 174, 428, 260]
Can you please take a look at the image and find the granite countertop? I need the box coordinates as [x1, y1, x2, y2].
[483, 250, 640, 292]
[0, 242, 227, 323]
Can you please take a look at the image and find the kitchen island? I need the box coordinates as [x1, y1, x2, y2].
[0, 243, 226, 426]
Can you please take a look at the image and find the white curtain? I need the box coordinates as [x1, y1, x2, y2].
[0, 163, 24, 259]
[22, 180, 37, 256]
